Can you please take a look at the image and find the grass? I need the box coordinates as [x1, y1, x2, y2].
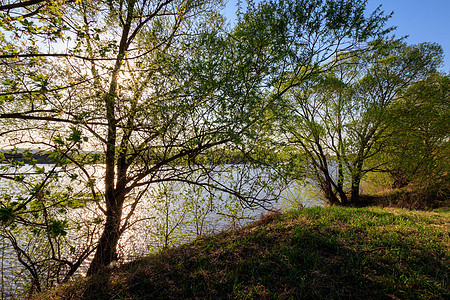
[36, 206, 449, 299]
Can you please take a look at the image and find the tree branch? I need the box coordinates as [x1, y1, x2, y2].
[0, 0, 48, 11]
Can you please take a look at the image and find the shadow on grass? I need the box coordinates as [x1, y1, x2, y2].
[349, 186, 450, 211]
[40, 208, 449, 299]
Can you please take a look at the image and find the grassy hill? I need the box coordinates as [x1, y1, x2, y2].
[35, 206, 449, 299]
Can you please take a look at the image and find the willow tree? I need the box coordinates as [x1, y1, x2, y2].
[343, 40, 443, 203]
[1, 0, 302, 287]
[279, 40, 444, 205]
[242, 0, 393, 205]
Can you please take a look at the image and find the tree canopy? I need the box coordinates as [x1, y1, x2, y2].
[277, 39, 445, 205]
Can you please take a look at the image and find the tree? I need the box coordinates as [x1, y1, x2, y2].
[0, 0, 287, 289]
[344, 40, 443, 203]
[0, 0, 392, 292]
[279, 39, 444, 205]
[279, 70, 353, 205]
[228, 0, 392, 206]
[378, 72, 450, 191]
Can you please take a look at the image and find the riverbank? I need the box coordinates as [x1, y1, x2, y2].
[36, 205, 449, 299]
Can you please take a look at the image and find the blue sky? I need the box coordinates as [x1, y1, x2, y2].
[367, 0, 450, 72]
[223, 0, 450, 72]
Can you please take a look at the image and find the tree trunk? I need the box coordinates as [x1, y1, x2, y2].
[337, 159, 344, 190]
[86, 194, 124, 276]
[350, 168, 362, 204]
[86, 11, 130, 275]
[337, 158, 348, 204]
[321, 174, 339, 205]
[350, 180, 360, 204]
[337, 187, 348, 204]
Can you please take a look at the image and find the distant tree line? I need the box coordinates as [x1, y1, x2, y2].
[1, 150, 54, 164]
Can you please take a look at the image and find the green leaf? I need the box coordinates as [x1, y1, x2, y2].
[35, 166, 45, 174]
[67, 126, 82, 142]
[0, 207, 15, 224]
[93, 217, 103, 224]
[54, 135, 65, 146]
[47, 220, 68, 236]
[13, 174, 25, 182]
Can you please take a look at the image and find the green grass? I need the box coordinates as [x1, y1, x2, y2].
[36, 206, 449, 299]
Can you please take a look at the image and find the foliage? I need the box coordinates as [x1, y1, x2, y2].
[378, 72, 450, 190]
[2, 0, 276, 293]
[279, 39, 445, 204]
